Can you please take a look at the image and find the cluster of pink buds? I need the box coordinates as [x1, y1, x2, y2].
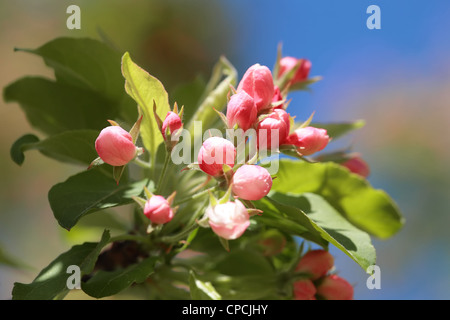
[220, 60, 329, 155]
[197, 138, 272, 240]
[196, 57, 330, 241]
[293, 249, 354, 300]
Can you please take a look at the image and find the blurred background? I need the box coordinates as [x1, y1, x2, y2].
[0, 0, 449, 300]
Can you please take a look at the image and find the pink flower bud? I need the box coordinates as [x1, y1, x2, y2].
[226, 91, 258, 131]
[295, 249, 334, 280]
[293, 279, 317, 300]
[272, 85, 284, 109]
[162, 111, 182, 140]
[144, 195, 174, 224]
[257, 109, 290, 150]
[341, 156, 370, 178]
[207, 200, 250, 240]
[198, 137, 236, 177]
[232, 165, 272, 200]
[237, 64, 275, 111]
[95, 126, 137, 166]
[316, 275, 354, 300]
[278, 56, 311, 85]
[259, 230, 286, 256]
[286, 126, 329, 156]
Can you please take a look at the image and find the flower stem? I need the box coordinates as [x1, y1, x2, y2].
[133, 157, 152, 169]
[160, 223, 199, 244]
[156, 153, 171, 194]
[174, 186, 217, 206]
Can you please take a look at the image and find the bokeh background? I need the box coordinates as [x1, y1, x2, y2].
[1, 0, 449, 300]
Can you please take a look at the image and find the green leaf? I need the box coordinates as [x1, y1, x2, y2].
[81, 256, 157, 299]
[271, 160, 404, 239]
[211, 274, 279, 300]
[270, 192, 376, 271]
[4, 77, 114, 135]
[186, 56, 237, 137]
[48, 169, 147, 230]
[254, 197, 328, 248]
[287, 76, 322, 92]
[76, 210, 129, 232]
[10, 134, 40, 165]
[121, 52, 170, 165]
[189, 270, 222, 300]
[11, 130, 99, 166]
[310, 120, 365, 140]
[215, 249, 274, 276]
[12, 230, 110, 300]
[16, 38, 125, 102]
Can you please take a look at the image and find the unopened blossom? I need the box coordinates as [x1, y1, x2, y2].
[257, 108, 291, 150]
[341, 156, 370, 178]
[226, 90, 258, 131]
[198, 137, 236, 177]
[232, 165, 272, 200]
[278, 56, 311, 85]
[295, 249, 334, 280]
[286, 126, 329, 156]
[293, 279, 317, 300]
[316, 275, 354, 300]
[272, 85, 284, 109]
[95, 125, 137, 166]
[207, 200, 250, 240]
[237, 64, 275, 111]
[162, 111, 182, 140]
[144, 195, 174, 225]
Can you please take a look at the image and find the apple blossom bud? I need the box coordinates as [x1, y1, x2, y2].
[286, 126, 329, 156]
[226, 91, 258, 131]
[207, 200, 250, 240]
[259, 229, 286, 256]
[257, 108, 290, 150]
[95, 126, 137, 166]
[162, 111, 182, 140]
[144, 195, 174, 224]
[232, 165, 272, 200]
[237, 64, 275, 111]
[272, 85, 284, 109]
[341, 156, 370, 178]
[198, 137, 236, 177]
[278, 56, 311, 85]
[316, 275, 354, 300]
[293, 279, 317, 300]
[295, 249, 334, 280]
